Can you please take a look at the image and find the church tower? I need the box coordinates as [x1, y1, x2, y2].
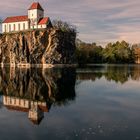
[28, 2, 44, 29]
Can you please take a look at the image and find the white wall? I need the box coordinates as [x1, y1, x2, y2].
[3, 96, 46, 109]
[3, 96, 29, 108]
[2, 21, 48, 32]
[30, 24, 47, 29]
[28, 9, 44, 28]
[28, 9, 44, 20]
[2, 21, 29, 33]
[2, 24, 6, 33]
[38, 24, 46, 29]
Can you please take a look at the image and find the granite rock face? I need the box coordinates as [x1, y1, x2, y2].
[0, 29, 76, 65]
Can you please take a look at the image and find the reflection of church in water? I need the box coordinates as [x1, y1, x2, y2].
[3, 95, 50, 125]
[0, 67, 76, 125]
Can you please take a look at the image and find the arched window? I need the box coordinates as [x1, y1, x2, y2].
[4, 25, 6, 32]
[13, 24, 16, 31]
[18, 23, 20, 31]
[14, 98, 16, 104]
[9, 24, 11, 32]
[23, 23, 25, 30]
[19, 99, 21, 105]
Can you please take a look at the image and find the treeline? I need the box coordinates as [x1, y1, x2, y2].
[76, 39, 140, 64]
[77, 65, 140, 84]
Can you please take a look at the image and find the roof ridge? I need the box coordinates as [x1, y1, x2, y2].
[3, 15, 28, 23]
[28, 2, 44, 11]
[6, 15, 27, 18]
[38, 17, 49, 25]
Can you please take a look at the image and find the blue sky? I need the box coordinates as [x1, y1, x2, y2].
[1, 0, 140, 45]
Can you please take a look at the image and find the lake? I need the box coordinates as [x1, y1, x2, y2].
[0, 65, 140, 140]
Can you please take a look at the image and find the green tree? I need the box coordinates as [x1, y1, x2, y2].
[102, 43, 116, 63]
[102, 41, 134, 63]
[76, 39, 103, 64]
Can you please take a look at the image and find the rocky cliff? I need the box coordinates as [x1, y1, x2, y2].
[0, 28, 76, 65]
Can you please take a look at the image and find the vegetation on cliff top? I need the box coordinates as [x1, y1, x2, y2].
[52, 20, 77, 34]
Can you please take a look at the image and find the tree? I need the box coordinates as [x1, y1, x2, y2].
[102, 41, 134, 63]
[52, 20, 77, 34]
[102, 43, 116, 63]
[76, 39, 103, 64]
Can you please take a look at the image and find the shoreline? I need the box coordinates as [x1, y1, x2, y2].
[0, 63, 140, 69]
[0, 63, 78, 68]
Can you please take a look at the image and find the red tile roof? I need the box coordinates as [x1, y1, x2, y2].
[3, 15, 28, 23]
[5, 105, 29, 112]
[38, 17, 49, 25]
[28, 2, 44, 11]
[29, 118, 44, 125]
[39, 105, 49, 112]
[5, 105, 49, 112]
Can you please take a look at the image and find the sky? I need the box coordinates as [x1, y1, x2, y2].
[1, 0, 140, 46]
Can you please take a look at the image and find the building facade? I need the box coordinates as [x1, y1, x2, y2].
[2, 2, 52, 33]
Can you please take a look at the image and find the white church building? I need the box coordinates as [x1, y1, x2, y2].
[2, 2, 52, 33]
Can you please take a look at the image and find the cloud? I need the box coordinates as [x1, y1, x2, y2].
[1, 0, 140, 46]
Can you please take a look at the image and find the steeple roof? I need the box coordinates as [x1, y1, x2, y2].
[28, 2, 44, 11]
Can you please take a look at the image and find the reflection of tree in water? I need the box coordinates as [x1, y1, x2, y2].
[77, 65, 140, 84]
[0, 67, 76, 125]
[104, 66, 129, 84]
[129, 66, 140, 81]
[0, 65, 140, 125]
[53, 69, 76, 106]
[42, 68, 76, 106]
[0, 67, 76, 104]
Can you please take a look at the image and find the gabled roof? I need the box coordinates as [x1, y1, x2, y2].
[29, 117, 44, 125]
[3, 15, 28, 23]
[5, 104, 49, 112]
[39, 105, 49, 112]
[28, 2, 44, 11]
[38, 17, 49, 25]
[5, 105, 29, 112]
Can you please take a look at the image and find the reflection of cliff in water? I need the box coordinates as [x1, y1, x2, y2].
[0, 67, 76, 125]
[77, 65, 140, 84]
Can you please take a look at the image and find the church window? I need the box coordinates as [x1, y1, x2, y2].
[13, 24, 16, 31]
[14, 99, 16, 104]
[9, 24, 11, 32]
[23, 23, 25, 30]
[18, 24, 20, 30]
[4, 25, 6, 32]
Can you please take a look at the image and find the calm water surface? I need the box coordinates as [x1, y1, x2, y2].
[0, 65, 140, 140]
